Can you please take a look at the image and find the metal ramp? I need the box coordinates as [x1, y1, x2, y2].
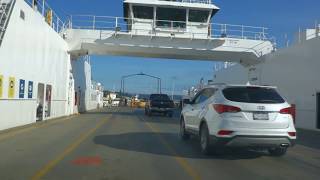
[0, 0, 15, 46]
[64, 15, 275, 66]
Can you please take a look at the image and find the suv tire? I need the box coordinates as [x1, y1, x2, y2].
[200, 123, 212, 155]
[180, 118, 190, 140]
[268, 147, 287, 157]
[146, 108, 152, 117]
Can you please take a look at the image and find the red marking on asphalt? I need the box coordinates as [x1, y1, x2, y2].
[72, 156, 102, 166]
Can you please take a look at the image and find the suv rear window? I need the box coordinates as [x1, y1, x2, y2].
[222, 87, 285, 104]
[150, 94, 170, 101]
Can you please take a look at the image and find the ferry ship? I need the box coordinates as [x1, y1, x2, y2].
[0, 0, 316, 132]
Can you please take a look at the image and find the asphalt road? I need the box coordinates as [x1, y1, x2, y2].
[0, 107, 319, 180]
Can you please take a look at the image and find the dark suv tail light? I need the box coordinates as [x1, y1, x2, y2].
[213, 104, 241, 114]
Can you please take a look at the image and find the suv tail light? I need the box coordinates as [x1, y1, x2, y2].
[213, 104, 241, 114]
[218, 130, 234, 136]
[288, 132, 296, 137]
[280, 106, 296, 124]
[280, 107, 292, 114]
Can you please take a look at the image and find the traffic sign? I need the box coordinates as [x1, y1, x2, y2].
[8, 77, 15, 98]
[28, 81, 33, 99]
[19, 79, 25, 98]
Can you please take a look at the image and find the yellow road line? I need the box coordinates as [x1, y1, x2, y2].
[0, 115, 77, 142]
[31, 118, 109, 180]
[143, 118, 202, 180]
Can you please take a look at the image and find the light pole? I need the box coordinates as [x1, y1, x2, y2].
[171, 76, 177, 100]
[120, 72, 162, 97]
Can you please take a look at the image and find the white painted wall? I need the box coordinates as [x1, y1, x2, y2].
[259, 38, 320, 130]
[213, 35, 320, 130]
[0, 0, 74, 130]
[72, 56, 103, 112]
[213, 64, 248, 84]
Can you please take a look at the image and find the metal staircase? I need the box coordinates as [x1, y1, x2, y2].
[0, 0, 15, 46]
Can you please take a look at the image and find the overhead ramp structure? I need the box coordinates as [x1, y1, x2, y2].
[65, 17, 274, 66]
[63, 0, 275, 66]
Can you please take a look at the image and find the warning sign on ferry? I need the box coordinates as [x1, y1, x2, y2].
[8, 77, 15, 98]
[19, 79, 25, 99]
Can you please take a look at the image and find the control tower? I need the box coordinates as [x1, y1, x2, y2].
[123, 0, 219, 38]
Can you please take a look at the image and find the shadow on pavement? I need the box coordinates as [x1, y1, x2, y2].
[296, 129, 320, 150]
[93, 132, 266, 160]
[140, 115, 180, 125]
[135, 109, 181, 125]
[84, 111, 135, 116]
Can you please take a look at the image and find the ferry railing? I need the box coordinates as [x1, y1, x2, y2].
[69, 15, 270, 41]
[211, 23, 268, 40]
[24, 0, 66, 34]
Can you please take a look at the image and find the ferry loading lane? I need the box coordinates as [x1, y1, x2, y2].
[0, 107, 319, 180]
[1, 0, 320, 179]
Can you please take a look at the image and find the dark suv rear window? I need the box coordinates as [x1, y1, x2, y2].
[222, 87, 285, 104]
[150, 94, 170, 101]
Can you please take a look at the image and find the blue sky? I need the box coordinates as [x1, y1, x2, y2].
[47, 0, 320, 95]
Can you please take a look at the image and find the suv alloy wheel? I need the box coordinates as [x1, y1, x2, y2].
[200, 123, 211, 155]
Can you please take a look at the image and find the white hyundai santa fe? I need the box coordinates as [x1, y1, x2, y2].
[180, 84, 296, 156]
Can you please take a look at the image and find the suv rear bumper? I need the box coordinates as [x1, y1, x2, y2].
[210, 135, 296, 148]
[149, 107, 174, 113]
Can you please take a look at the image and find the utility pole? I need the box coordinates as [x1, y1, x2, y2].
[171, 81, 175, 100]
[171, 76, 177, 100]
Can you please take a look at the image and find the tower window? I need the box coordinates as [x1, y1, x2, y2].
[189, 10, 210, 23]
[156, 7, 186, 28]
[133, 6, 154, 19]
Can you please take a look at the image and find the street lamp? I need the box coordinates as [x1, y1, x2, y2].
[171, 76, 177, 101]
[120, 72, 162, 96]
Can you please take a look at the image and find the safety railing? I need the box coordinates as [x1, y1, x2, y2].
[211, 23, 268, 40]
[24, 0, 66, 33]
[68, 15, 270, 41]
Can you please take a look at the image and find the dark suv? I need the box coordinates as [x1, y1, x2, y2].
[145, 94, 175, 117]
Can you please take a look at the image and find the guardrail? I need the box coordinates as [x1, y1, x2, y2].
[24, 0, 65, 33]
[68, 15, 270, 41]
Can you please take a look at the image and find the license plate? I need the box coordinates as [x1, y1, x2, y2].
[253, 112, 269, 120]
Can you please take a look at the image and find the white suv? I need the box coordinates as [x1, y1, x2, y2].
[180, 84, 296, 156]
